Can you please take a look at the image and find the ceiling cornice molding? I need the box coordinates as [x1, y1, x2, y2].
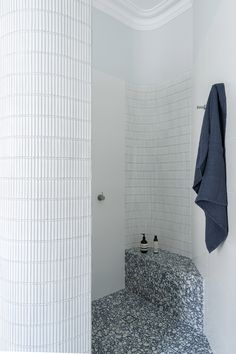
[93, 0, 193, 31]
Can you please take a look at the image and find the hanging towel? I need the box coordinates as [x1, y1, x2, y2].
[193, 83, 228, 253]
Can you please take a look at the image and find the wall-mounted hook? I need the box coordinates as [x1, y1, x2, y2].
[197, 105, 206, 110]
[97, 193, 105, 201]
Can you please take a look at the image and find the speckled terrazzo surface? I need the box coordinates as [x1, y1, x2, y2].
[92, 289, 213, 354]
[92, 248, 212, 353]
[126, 248, 202, 278]
[125, 248, 203, 333]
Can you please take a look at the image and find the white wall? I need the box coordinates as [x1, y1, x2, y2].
[92, 69, 125, 300]
[92, 8, 193, 85]
[92, 9, 129, 299]
[126, 75, 192, 257]
[92, 8, 134, 81]
[132, 9, 193, 85]
[193, 1, 236, 353]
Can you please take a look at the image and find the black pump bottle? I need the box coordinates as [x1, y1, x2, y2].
[140, 233, 148, 253]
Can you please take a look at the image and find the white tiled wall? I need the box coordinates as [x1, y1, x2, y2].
[125, 75, 192, 257]
[0, 0, 91, 352]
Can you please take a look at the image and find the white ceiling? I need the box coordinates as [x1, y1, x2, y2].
[93, 0, 193, 31]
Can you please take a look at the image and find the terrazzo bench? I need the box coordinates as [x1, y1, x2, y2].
[125, 248, 203, 334]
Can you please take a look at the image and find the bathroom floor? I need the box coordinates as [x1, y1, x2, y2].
[92, 289, 213, 354]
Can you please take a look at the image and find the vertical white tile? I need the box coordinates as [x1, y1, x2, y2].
[0, 0, 91, 352]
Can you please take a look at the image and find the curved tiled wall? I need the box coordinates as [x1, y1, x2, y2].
[0, 0, 91, 352]
[125, 75, 192, 257]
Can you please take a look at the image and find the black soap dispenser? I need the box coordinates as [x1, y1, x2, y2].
[140, 233, 148, 253]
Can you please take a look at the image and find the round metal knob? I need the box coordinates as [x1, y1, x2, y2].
[97, 193, 105, 201]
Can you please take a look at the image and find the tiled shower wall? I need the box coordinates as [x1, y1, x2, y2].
[0, 0, 91, 352]
[125, 75, 192, 257]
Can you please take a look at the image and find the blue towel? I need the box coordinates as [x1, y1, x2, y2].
[193, 83, 228, 253]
